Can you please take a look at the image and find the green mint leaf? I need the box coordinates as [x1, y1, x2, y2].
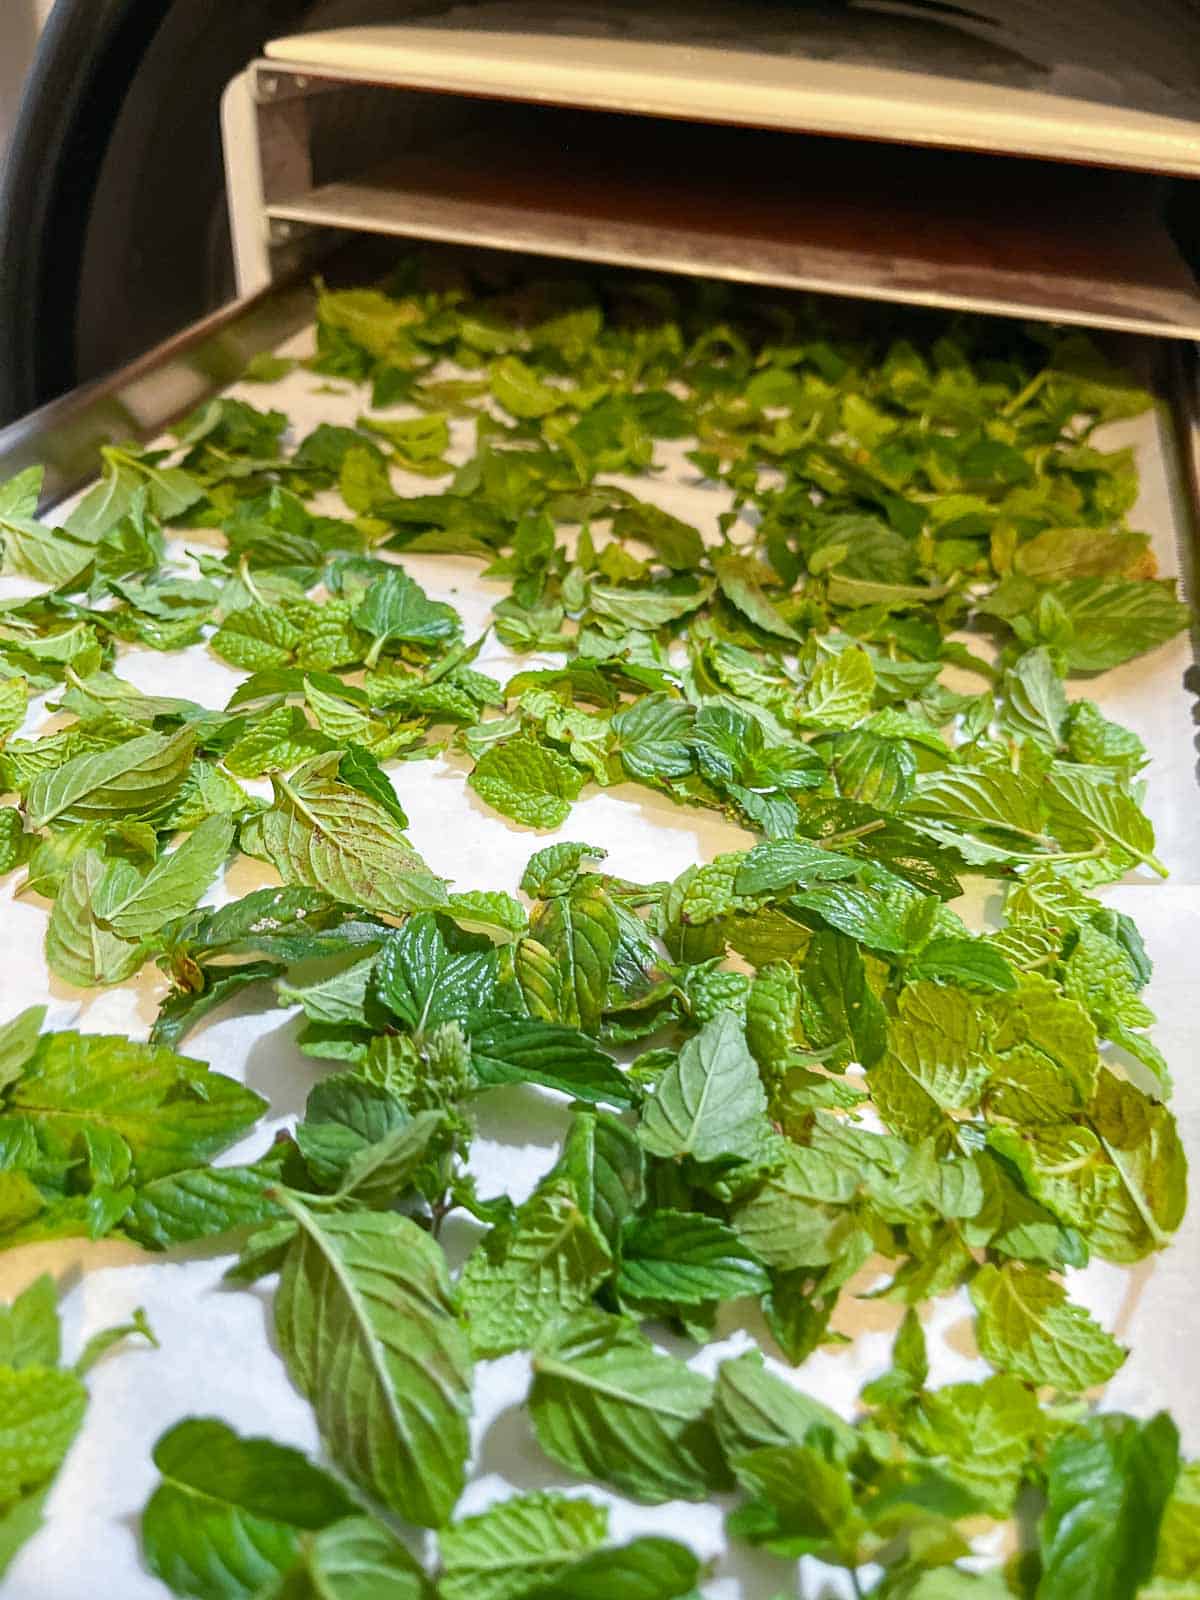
[469, 736, 585, 830]
[520, 841, 607, 899]
[26, 726, 196, 827]
[714, 1349, 859, 1463]
[94, 814, 234, 940]
[372, 912, 498, 1032]
[530, 1309, 728, 1502]
[726, 1442, 862, 1562]
[611, 694, 695, 782]
[617, 1210, 769, 1308]
[526, 1536, 702, 1600]
[0, 1275, 60, 1369]
[4, 1030, 266, 1184]
[467, 1014, 635, 1108]
[336, 742, 409, 828]
[800, 929, 889, 1069]
[460, 1179, 613, 1356]
[612, 501, 704, 571]
[1038, 1412, 1178, 1600]
[272, 1199, 473, 1527]
[907, 937, 1017, 993]
[126, 1162, 288, 1250]
[0, 1008, 46, 1094]
[1045, 763, 1165, 876]
[1003, 648, 1067, 752]
[638, 1010, 770, 1166]
[267, 1516, 431, 1600]
[438, 1491, 608, 1600]
[45, 849, 146, 988]
[550, 1107, 646, 1249]
[490, 356, 567, 420]
[141, 1417, 360, 1600]
[905, 1374, 1043, 1517]
[353, 567, 460, 665]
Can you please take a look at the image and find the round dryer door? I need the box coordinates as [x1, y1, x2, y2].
[0, 0, 418, 425]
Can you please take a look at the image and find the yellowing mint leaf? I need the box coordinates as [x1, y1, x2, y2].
[250, 752, 445, 917]
[797, 647, 876, 730]
[1045, 764, 1165, 877]
[490, 356, 567, 420]
[0, 1366, 86, 1517]
[1149, 1459, 1200, 1586]
[712, 552, 801, 641]
[906, 1374, 1043, 1516]
[527, 877, 618, 1034]
[969, 1263, 1124, 1391]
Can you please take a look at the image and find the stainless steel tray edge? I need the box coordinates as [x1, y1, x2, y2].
[0, 280, 316, 511]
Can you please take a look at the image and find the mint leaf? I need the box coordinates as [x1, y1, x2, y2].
[469, 736, 585, 829]
[530, 1310, 728, 1502]
[460, 1178, 613, 1356]
[142, 1418, 359, 1600]
[467, 1015, 635, 1107]
[373, 912, 498, 1032]
[0, 1008, 47, 1093]
[272, 1199, 473, 1527]
[268, 1515, 430, 1600]
[638, 1011, 769, 1167]
[5, 1030, 265, 1183]
[527, 876, 619, 1033]
[438, 1491, 608, 1600]
[617, 1210, 769, 1308]
[1038, 1412, 1178, 1600]
[249, 752, 446, 916]
[26, 726, 196, 827]
[970, 1263, 1125, 1391]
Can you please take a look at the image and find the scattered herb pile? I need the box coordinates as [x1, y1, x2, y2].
[0, 260, 1195, 1599]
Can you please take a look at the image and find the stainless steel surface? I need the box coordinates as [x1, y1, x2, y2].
[0, 277, 315, 510]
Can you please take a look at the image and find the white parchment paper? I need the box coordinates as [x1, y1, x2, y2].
[1, 330, 1197, 1599]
